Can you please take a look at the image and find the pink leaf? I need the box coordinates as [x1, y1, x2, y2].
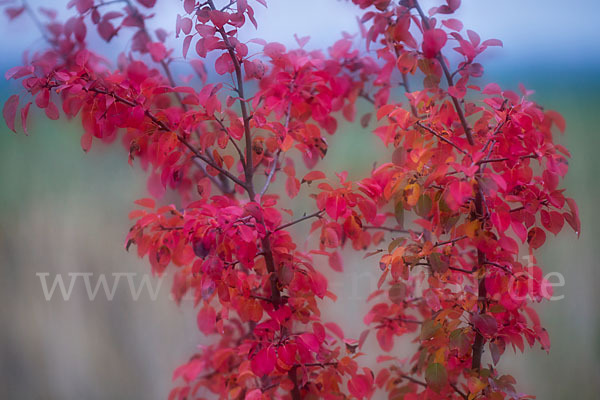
[80, 131, 93, 152]
[251, 347, 276, 376]
[147, 42, 167, 62]
[301, 170, 326, 184]
[210, 10, 229, 28]
[20, 102, 31, 136]
[5, 65, 34, 80]
[196, 306, 216, 335]
[45, 101, 60, 120]
[182, 35, 193, 58]
[136, 0, 157, 8]
[422, 29, 447, 58]
[5, 6, 25, 20]
[442, 18, 463, 31]
[183, 0, 195, 14]
[481, 38, 503, 47]
[3, 94, 19, 133]
[215, 53, 233, 75]
[325, 194, 347, 220]
[471, 314, 498, 337]
[324, 322, 345, 340]
[328, 251, 344, 272]
[299, 333, 320, 353]
[527, 227, 546, 249]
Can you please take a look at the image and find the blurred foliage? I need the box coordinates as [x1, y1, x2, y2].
[0, 61, 599, 398]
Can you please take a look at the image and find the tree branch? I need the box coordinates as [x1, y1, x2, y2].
[88, 87, 248, 190]
[207, 0, 255, 197]
[273, 210, 324, 233]
[416, 121, 470, 156]
[412, 0, 474, 145]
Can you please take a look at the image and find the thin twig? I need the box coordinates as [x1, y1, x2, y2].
[273, 210, 324, 233]
[416, 121, 470, 156]
[88, 87, 248, 190]
[433, 235, 468, 247]
[207, 0, 255, 197]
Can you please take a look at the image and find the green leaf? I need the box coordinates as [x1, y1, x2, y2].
[394, 199, 404, 227]
[425, 363, 447, 392]
[420, 320, 440, 341]
[388, 282, 406, 304]
[416, 194, 432, 217]
[449, 328, 470, 354]
[429, 253, 449, 274]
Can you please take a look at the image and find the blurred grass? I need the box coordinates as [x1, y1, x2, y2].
[1, 61, 599, 399]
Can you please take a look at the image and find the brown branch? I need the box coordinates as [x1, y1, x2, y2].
[483, 261, 516, 277]
[215, 117, 246, 166]
[451, 383, 469, 400]
[363, 225, 410, 233]
[413, 1, 491, 371]
[88, 87, 248, 190]
[124, 0, 233, 193]
[412, 1, 474, 145]
[388, 317, 423, 325]
[207, 0, 254, 196]
[416, 121, 470, 156]
[273, 210, 324, 233]
[477, 154, 538, 165]
[433, 235, 468, 247]
[399, 374, 427, 387]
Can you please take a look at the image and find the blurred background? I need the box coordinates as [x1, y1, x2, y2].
[0, 0, 599, 398]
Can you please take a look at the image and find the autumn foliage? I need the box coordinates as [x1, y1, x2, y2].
[2, 0, 580, 399]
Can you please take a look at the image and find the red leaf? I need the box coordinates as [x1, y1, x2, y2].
[471, 313, 498, 337]
[5, 6, 25, 20]
[251, 347, 276, 376]
[80, 131, 93, 152]
[134, 198, 156, 209]
[564, 197, 580, 236]
[422, 29, 447, 58]
[196, 305, 216, 335]
[325, 194, 347, 220]
[482, 82, 501, 95]
[481, 38, 503, 47]
[98, 20, 116, 41]
[302, 170, 326, 184]
[147, 41, 167, 62]
[376, 327, 394, 352]
[183, 0, 195, 14]
[285, 176, 300, 199]
[45, 101, 60, 120]
[182, 35, 193, 58]
[36, 89, 49, 109]
[328, 251, 344, 272]
[447, 180, 472, 210]
[210, 10, 229, 28]
[5, 65, 33, 80]
[74, 0, 92, 13]
[546, 110, 566, 133]
[215, 53, 233, 75]
[467, 29, 480, 47]
[243, 59, 266, 80]
[348, 374, 372, 399]
[136, 0, 157, 8]
[172, 359, 205, 383]
[3, 94, 19, 133]
[324, 322, 344, 340]
[527, 227, 546, 249]
[20, 102, 31, 136]
[299, 332, 320, 353]
[442, 18, 463, 31]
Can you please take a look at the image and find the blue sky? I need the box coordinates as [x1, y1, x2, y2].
[1, 0, 598, 70]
